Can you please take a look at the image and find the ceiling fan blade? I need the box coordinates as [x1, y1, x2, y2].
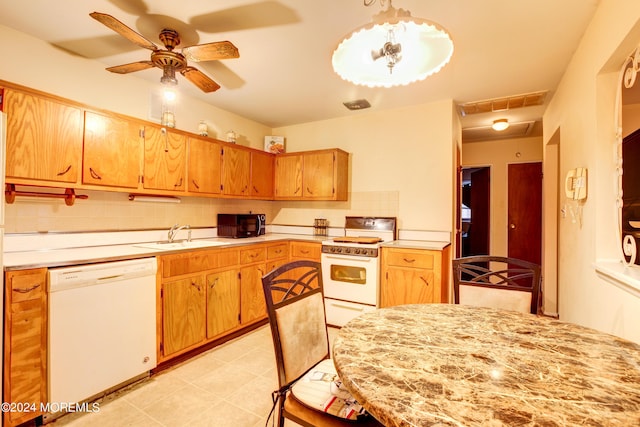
[182, 41, 239, 62]
[106, 61, 155, 74]
[90, 12, 158, 51]
[180, 67, 221, 92]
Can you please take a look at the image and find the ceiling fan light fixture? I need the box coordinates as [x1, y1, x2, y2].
[492, 119, 509, 131]
[332, 0, 453, 88]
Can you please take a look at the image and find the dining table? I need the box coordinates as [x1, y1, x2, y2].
[331, 304, 640, 427]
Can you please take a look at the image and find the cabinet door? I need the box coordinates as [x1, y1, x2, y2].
[188, 137, 221, 194]
[290, 241, 321, 261]
[303, 151, 335, 199]
[5, 88, 82, 184]
[83, 111, 142, 188]
[162, 276, 206, 356]
[221, 145, 251, 196]
[381, 267, 435, 307]
[206, 270, 240, 339]
[250, 151, 275, 198]
[240, 263, 267, 324]
[274, 154, 302, 198]
[4, 269, 47, 427]
[143, 126, 186, 191]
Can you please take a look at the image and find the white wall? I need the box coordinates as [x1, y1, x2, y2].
[543, 0, 640, 342]
[272, 100, 457, 233]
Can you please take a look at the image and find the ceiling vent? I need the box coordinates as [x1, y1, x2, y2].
[343, 99, 371, 110]
[458, 91, 547, 116]
[462, 120, 538, 142]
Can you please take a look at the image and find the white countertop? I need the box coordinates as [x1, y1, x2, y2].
[381, 240, 451, 251]
[3, 233, 327, 270]
[3, 226, 451, 270]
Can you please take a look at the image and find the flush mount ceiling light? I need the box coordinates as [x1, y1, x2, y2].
[332, 0, 454, 88]
[492, 119, 510, 131]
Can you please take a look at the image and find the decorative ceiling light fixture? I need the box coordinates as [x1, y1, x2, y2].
[492, 119, 510, 131]
[332, 0, 454, 88]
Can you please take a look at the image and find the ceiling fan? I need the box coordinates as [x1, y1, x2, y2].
[89, 12, 239, 92]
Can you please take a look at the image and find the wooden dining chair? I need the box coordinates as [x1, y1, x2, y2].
[261, 260, 383, 427]
[452, 255, 542, 314]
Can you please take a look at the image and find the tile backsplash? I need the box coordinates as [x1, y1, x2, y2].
[4, 189, 399, 234]
[4, 188, 274, 233]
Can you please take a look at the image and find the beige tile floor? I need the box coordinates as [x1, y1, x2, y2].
[51, 325, 338, 427]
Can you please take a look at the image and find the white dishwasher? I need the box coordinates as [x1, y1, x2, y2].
[48, 257, 157, 405]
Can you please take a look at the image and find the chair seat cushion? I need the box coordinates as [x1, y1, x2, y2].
[290, 358, 368, 421]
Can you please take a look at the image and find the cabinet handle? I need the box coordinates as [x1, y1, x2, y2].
[243, 185, 248, 193]
[57, 165, 72, 176]
[174, 178, 183, 188]
[294, 187, 300, 195]
[301, 250, 310, 254]
[403, 258, 416, 263]
[89, 168, 102, 180]
[161, 127, 169, 152]
[191, 281, 202, 292]
[253, 185, 259, 193]
[420, 276, 429, 286]
[209, 278, 219, 289]
[13, 283, 41, 293]
[192, 180, 200, 190]
[306, 186, 313, 195]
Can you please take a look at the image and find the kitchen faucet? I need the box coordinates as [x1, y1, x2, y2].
[168, 224, 191, 243]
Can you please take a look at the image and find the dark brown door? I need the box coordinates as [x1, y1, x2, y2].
[469, 167, 490, 256]
[508, 162, 542, 265]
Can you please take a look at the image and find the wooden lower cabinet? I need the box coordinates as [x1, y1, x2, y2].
[4, 268, 48, 427]
[206, 270, 240, 339]
[162, 276, 206, 357]
[380, 245, 451, 307]
[240, 263, 267, 324]
[289, 241, 321, 261]
[158, 242, 289, 363]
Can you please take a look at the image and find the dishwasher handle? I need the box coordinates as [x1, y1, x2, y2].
[49, 258, 157, 292]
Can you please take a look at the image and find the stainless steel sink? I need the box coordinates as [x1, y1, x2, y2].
[134, 240, 228, 250]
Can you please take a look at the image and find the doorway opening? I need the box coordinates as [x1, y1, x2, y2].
[461, 167, 490, 257]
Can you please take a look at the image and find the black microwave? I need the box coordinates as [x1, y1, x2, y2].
[217, 213, 266, 238]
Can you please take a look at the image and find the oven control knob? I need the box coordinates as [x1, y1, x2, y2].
[354, 249, 360, 254]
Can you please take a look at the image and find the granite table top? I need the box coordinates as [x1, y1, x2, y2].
[332, 304, 640, 427]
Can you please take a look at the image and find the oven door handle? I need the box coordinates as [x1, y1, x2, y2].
[322, 255, 374, 263]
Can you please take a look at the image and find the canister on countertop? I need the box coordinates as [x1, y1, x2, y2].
[314, 218, 328, 236]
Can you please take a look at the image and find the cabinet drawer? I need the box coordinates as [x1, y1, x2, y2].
[290, 242, 321, 260]
[267, 243, 288, 260]
[385, 249, 434, 269]
[161, 249, 239, 277]
[8, 271, 46, 303]
[240, 247, 266, 264]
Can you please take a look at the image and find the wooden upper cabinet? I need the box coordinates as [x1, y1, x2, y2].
[83, 111, 142, 188]
[188, 137, 221, 194]
[274, 154, 302, 198]
[143, 126, 187, 192]
[221, 144, 251, 196]
[275, 149, 348, 201]
[303, 150, 339, 199]
[4, 88, 83, 184]
[250, 150, 275, 199]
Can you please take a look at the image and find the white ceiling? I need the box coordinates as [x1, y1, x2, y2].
[0, 0, 599, 137]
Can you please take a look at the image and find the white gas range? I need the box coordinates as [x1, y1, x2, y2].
[321, 216, 397, 327]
